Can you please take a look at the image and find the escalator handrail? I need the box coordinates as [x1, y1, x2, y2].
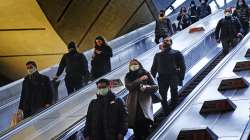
[52, 31, 221, 140]
[149, 33, 250, 140]
[0, 10, 223, 139]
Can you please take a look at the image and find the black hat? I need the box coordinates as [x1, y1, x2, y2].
[160, 10, 165, 13]
[67, 41, 76, 49]
[96, 78, 110, 85]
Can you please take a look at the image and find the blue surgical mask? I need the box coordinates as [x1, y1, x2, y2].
[97, 88, 109, 96]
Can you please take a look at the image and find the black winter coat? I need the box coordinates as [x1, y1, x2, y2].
[56, 50, 89, 78]
[177, 13, 191, 30]
[83, 92, 128, 140]
[91, 45, 113, 79]
[151, 48, 186, 81]
[19, 72, 53, 118]
[233, 5, 250, 23]
[197, 4, 211, 19]
[188, 6, 199, 23]
[215, 16, 242, 41]
[155, 17, 173, 37]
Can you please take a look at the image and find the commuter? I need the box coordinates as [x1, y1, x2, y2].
[91, 36, 113, 80]
[233, 0, 250, 35]
[151, 37, 186, 114]
[215, 8, 243, 55]
[54, 41, 89, 94]
[125, 59, 157, 140]
[197, 0, 211, 19]
[188, 0, 199, 24]
[177, 6, 191, 30]
[155, 10, 174, 44]
[83, 78, 128, 140]
[18, 61, 53, 119]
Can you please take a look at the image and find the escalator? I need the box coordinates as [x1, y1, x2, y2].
[149, 32, 250, 140]
[0, 10, 224, 140]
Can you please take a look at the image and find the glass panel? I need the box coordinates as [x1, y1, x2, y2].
[165, 8, 173, 16]
[226, 0, 233, 3]
[172, 0, 186, 9]
[210, 1, 218, 13]
[216, 0, 225, 7]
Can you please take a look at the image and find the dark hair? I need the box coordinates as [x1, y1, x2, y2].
[164, 37, 173, 44]
[95, 36, 107, 46]
[181, 6, 187, 12]
[96, 78, 110, 85]
[190, 0, 196, 6]
[160, 10, 165, 13]
[26, 61, 37, 68]
[236, 0, 248, 8]
[199, 0, 208, 3]
[68, 41, 77, 49]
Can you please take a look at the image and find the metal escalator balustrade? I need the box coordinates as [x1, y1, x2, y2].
[53, 20, 225, 140]
[0, 11, 183, 134]
[150, 32, 250, 140]
[0, 10, 224, 140]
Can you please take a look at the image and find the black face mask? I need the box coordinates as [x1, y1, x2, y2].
[160, 13, 164, 17]
[163, 43, 171, 50]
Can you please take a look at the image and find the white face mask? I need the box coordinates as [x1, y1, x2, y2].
[130, 65, 140, 71]
[97, 88, 109, 96]
[239, 1, 243, 5]
[27, 67, 37, 75]
[225, 12, 231, 17]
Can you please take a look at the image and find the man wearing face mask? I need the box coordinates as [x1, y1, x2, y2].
[54, 41, 89, 94]
[18, 61, 53, 119]
[151, 37, 186, 114]
[155, 10, 174, 44]
[233, 0, 250, 35]
[84, 79, 128, 140]
[197, 0, 211, 19]
[215, 8, 243, 55]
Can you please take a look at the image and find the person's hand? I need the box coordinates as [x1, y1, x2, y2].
[45, 104, 50, 107]
[237, 32, 243, 38]
[17, 109, 24, 121]
[216, 39, 220, 43]
[140, 85, 151, 91]
[95, 50, 102, 54]
[53, 76, 58, 81]
[117, 134, 124, 140]
[178, 80, 183, 86]
[139, 75, 148, 81]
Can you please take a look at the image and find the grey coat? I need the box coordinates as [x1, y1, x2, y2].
[125, 72, 157, 128]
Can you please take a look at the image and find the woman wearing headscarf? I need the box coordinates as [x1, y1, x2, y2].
[125, 59, 157, 140]
[91, 36, 113, 80]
